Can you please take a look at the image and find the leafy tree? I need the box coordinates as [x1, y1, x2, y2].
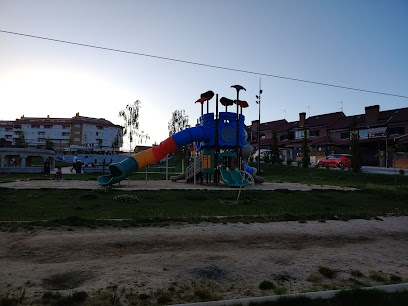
[82, 134, 89, 151]
[119, 100, 150, 151]
[97, 138, 103, 152]
[168, 109, 189, 136]
[45, 138, 54, 150]
[270, 130, 280, 164]
[15, 131, 27, 148]
[263, 153, 270, 164]
[349, 118, 363, 172]
[301, 126, 310, 168]
[67, 135, 74, 152]
[111, 131, 121, 152]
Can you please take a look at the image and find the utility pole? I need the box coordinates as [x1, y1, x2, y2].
[256, 78, 263, 172]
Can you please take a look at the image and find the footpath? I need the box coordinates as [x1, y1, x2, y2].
[1, 176, 356, 191]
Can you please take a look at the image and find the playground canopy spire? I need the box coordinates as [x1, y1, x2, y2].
[196, 90, 215, 115]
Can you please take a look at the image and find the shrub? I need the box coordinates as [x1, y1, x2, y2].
[259, 280, 275, 290]
[286, 158, 293, 166]
[113, 194, 139, 204]
[351, 270, 364, 277]
[94, 186, 116, 194]
[390, 275, 402, 282]
[369, 272, 386, 282]
[318, 266, 337, 279]
[139, 293, 150, 300]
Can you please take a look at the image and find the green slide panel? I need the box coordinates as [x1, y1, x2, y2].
[220, 169, 249, 187]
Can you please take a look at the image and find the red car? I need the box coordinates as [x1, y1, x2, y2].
[317, 154, 351, 169]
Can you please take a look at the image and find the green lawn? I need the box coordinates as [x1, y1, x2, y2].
[258, 163, 408, 190]
[0, 187, 407, 224]
[1, 163, 407, 225]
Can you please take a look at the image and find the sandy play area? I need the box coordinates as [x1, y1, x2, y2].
[1, 216, 407, 302]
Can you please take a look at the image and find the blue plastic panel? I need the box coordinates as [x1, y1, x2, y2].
[218, 112, 245, 147]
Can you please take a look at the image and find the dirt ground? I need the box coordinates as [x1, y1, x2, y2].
[1, 217, 407, 301]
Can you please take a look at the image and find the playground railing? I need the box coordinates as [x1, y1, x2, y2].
[185, 156, 202, 181]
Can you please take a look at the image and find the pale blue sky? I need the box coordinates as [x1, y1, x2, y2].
[0, 0, 407, 146]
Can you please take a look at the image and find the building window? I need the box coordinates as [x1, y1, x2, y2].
[75, 131, 80, 134]
[31, 124, 40, 128]
[74, 138, 80, 141]
[75, 124, 81, 128]
[388, 127, 404, 135]
[341, 132, 349, 139]
[295, 130, 308, 139]
[309, 130, 320, 137]
[38, 132, 45, 136]
[62, 132, 70, 136]
[280, 135, 288, 141]
[358, 129, 368, 139]
[44, 125, 52, 129]
[97, 126, 104, 130]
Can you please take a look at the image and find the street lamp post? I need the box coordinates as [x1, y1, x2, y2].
[255, 78, 263, 172]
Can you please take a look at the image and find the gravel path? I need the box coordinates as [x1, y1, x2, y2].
[0, 179, 356, 191]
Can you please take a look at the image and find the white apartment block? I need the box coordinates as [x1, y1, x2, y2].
[0, 113, 123, 152]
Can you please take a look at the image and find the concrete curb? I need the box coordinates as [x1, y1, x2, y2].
[173, 283, 408, 306]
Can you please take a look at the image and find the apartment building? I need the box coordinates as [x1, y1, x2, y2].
[0, 113, 123, 152]
[247, 105, 408, 166]
[0, 121, 14, 146]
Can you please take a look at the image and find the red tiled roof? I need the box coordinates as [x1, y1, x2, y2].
[258, 119, 288, 131]
[304, 112, 345, 128]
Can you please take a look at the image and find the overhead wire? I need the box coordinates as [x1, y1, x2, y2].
[1, 29, 407, 99]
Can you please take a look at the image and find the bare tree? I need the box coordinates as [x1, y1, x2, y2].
[119, 100, 150, 151]
[168, 109, 189, 136]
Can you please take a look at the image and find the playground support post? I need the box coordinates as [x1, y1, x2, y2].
[256, 78, 262, 172]
[166, 154, 169, 182]
[215, 94, 219, 186]
[231, 85, 246, 171]
[145, 165, 148, 185]
[193, 145, 196, 186]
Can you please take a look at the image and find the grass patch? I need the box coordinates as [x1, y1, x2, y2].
[259, 163, 408, 190]
[351, 270, 364, 277]
[0, 187, 407, 224]
[369, 272, 387, 283]
[318, 266, 338, 279]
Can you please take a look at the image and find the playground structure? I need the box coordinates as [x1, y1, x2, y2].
[98, 85, 264, 187]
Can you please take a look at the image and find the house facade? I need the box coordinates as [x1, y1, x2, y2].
[247, 105, 408, 167]
[0, 113, 123, 153]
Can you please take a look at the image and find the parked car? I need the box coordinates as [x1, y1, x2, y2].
[317, 154, 350, 169]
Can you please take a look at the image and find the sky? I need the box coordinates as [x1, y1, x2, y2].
[0, 0, 407, 148]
